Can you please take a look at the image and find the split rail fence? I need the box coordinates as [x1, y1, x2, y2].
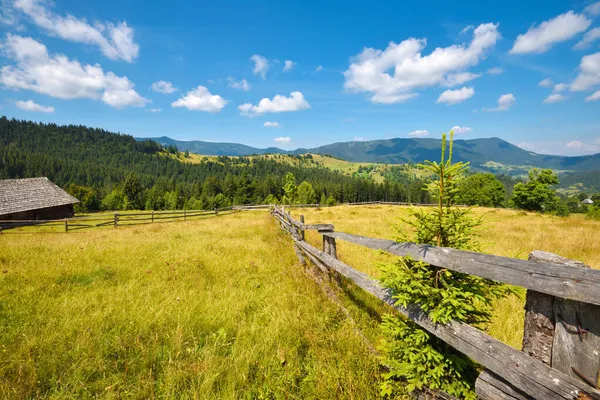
[0, 208, 234, 233]
[272, 205, 600, 400]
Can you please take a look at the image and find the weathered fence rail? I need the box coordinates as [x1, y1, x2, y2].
[0, 208, 234, 233]
[271, 205, 600, 400]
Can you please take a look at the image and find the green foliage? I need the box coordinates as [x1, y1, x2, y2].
[297, 181, 317, 204]
[456, 173, 506, 207]
[379, 316, 477, 399]
[282, 173, 297, 205]
[101, 188, 125, 211]
[123, 174, 144, 210]
[587, 205, 600, 220]
[67, 184, 100, 212]
[320, 193, 327, 205]
[378, 132, 513, 399]
[511, 169, 560, 212]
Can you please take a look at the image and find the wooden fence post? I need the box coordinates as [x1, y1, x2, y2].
[476, 250, 600, 398]
[300, 215, 305, 241]
[320, 227, 337, 259]
[65, 220, 68, 233]
[152, 211, 154, 223]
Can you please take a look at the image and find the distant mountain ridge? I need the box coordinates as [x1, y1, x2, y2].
[139, 136, 600, 173]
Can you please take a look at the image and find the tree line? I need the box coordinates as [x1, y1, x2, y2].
[0, 117, 431, 212]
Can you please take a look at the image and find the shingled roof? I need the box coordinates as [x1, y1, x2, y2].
[0, 178, 79, 217]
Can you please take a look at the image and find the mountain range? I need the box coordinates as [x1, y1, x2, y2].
[142, 136, 600, 173]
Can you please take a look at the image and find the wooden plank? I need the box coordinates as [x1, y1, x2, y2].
[476, 370, 534, 400]
[323, 231, 600, 306]
[294, 238, 600, 400]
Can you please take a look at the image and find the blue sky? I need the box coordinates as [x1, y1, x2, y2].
[1, 0, 600, 155]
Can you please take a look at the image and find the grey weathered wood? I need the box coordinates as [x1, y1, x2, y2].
[294, 238, 600, 400]
[300, 215, 305, 240]
[292, 243, 306, 266]
[114, 214, 118, 227]
[64, 220, 68, 233]
[522, 252, 558, 366]
[476, 370, 534, 400]
[323, 231, 600, 306]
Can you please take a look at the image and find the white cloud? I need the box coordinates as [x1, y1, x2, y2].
[263, 121, 280, 128]
[567, 140, 584, 149]
[586, 90, 600, 101]
[510, 11, 591, 54]
[343, 23, 499, 104]
[553, 83, 566, 92]
[571, 52, 600, 91]
[485, 93, 515, 111]
[147, 108, 161, 113]
[487, 67, 503, 75]
[151, 80, 177, 94]
[10, 0, 139, 62]
[585, 1, 600, 16]
[250, 54, 269, 79]
[15, 99, 53, 112]
[574, 27, 600, 50]
[538, 78, 553, 87]
[408, 129, 429, 138]
[0, 34, 148, 108]
[315, 65, 323, 72]
[460, 25, 474, 35]
[239, 91, 310, 116]
[450, 125, 472, 134]
[353, 136, 367, 141]
[442, 72, 481, 87]
[227, 77, 251, 91]
[171, 85, 227, 112]
[283, 60, 295, 72]
[543, 93, 567, 103]
[273, 136, 291, 144]
[436, 86, 475, 105]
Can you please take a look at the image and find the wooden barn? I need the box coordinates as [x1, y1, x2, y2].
[0, 177, 79, 221]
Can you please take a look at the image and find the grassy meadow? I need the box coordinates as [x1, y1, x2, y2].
[291, 205, 600, 349]
[0, 211, 382, 399]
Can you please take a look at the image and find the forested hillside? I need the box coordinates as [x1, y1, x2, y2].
[0, 117, 431, 211]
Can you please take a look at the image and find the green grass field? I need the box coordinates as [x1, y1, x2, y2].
[0, 211, 381, 399]
[290, 205, 600, 349]
[3, 205, 598, 398]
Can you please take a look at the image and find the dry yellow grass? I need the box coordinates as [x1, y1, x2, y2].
[290, 205, 600, 349]
[0, 211, 381, 399]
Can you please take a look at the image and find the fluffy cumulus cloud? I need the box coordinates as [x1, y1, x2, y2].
[485, 93, 515, 111]
[263, 121, 280, 128]
[343, 23, 499, 104]
[283, 60, 295, 72]
[538, 78, 553, 87]
[250, 54, 269, 79]
[585, 1, 600, 16]
[147, 108, 161, 113]
[543, 93, 567, 103]
[239, 91, 310, 116]
[450, 125, 472, 134]
[436, 86, 475, 105]
[408, 129, 429, 138]
[16, 99, 54, 112]
[171, 85, 227, 112]
[0, 34, 149, 108]
[9, 0, 139, 62]
[227, 77, 251, 91]
[586, 90, 600, 101]
[553, 83, 566, 92]
[510, 11, 591, 54]
[574, 27, 600, 50]
[151, 80, 177, 94]
[571, 52, 600, 91]
[273, 137, 291, 144]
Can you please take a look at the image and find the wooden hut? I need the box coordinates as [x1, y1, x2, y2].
[0, 177, 79, 220]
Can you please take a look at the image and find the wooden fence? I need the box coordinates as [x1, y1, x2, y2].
[271, 205, 600, 400]
[0, 208, 234, 233]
